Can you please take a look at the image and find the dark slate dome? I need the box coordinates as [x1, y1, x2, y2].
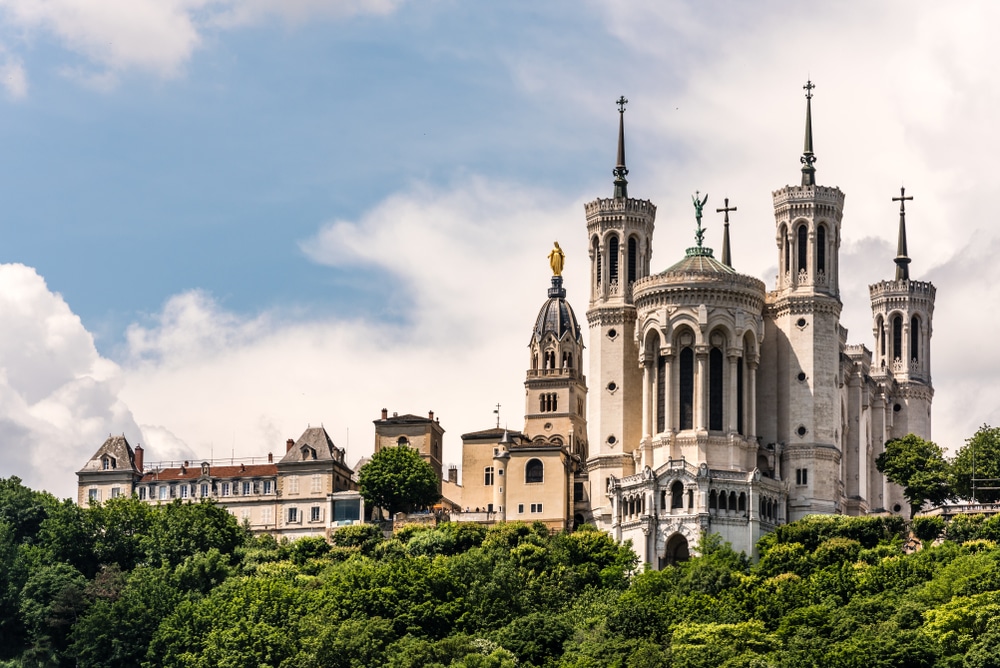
[533, 277, 582, 341]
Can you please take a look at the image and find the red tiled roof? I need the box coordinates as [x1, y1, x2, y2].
[139, 463, 277, 482]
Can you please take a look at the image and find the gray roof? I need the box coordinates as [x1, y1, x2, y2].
[78, 435, 141, 474]
[279, 426, 345, 465]
[661, 247, 736, 276]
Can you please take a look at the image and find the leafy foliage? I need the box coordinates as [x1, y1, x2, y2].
[876, 434, 953, 517]
[358, 445, 441, 517]
[952, 425, 1000, 502]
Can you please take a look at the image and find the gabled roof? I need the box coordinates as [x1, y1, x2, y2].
[77, 435, 140, 474]
[461, 427, 526, 442]
[279, 426, 346, 465]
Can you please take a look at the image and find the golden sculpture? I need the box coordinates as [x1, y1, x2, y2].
[548, 242, 565, 276]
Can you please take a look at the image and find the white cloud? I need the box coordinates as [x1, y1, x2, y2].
[0, 0, 403, 88]
[120, 177, 587, 479]
[0, 264, 140, 498]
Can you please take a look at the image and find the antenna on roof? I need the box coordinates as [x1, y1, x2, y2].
[494, 403, 501, 429]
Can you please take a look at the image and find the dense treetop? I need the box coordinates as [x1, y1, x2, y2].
[7, 471, 1000, 666]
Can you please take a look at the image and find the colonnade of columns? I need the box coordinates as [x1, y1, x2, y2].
[640, 344, 757, 439]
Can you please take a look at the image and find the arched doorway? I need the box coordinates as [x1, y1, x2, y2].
[663, 533, 690, 567]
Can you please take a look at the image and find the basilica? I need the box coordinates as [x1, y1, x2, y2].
[462, 83, 936, 562]
[77, 83, 936, 565]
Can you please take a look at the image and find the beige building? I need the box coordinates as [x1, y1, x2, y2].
[374, 410, 445, 486]
[77, 426, 356, 539]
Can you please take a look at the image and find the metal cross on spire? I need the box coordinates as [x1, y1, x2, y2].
[893, 186, 914, 280]
[800, 79, 817, 186]
[616, 95, 628, 113]
[716, 197, 737, 268]
[803, 79, 815, 99]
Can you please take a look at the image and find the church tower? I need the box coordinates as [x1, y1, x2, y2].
[524, 249, 588, 459]
[585, 97, 656, 524]
[869, 189, 935, 512]
[760, 81, 847, 520]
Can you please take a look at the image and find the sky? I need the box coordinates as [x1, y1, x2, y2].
[0, 0, 997, 499]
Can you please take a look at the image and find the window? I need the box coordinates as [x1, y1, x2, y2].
[709, 346, 724, 431]
[240, 509, 251, 522]
[484, 467, 494, 486]
[200, 484, 209, 498]
[530, 503, 543, 513]
[288, 477, 299, 494]
[518, 504, 524, 514]
[671, 481, 683, 509]
[911, 316, 920, 361]
[111, 487, 121, 499]
[525, 459, 544, 484]
[221, 483, 230, 497]
[310, 506, 321, 522]
[736, 355, 745, 435]
[262, 508, 273, 525]
[263, 480, 273, 495]
[608, 235, 619, 283]
[397, 436, 409, 446]
[656, 351, 666, 432]
[159, 486, 167, 500]
[593, 236, 601, 286]
[88, 488, 99, 503]
[797, 225, 808, 273]
[892, 315, 903, 361]
[574, 482, 584, 503]
[679, 347, 694, 430]
[796, 468, 808, 486]
[627, 236, 638, 284]
[138, 487, 146, 500]
[288, 507, 298, 523]
[817, 225, 827, 274]
[180, 485, 188, 499]
[243, 481, 252, 496]
[311, 475, 322, 494]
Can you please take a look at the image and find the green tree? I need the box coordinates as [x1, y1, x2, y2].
[140, 499, 249, 568]
[876, 434, 953, 517]
[358, 445, 440, 517]
[952, 425, 1000, 502]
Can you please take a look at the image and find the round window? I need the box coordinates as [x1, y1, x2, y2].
[796, 317, 807, 328]
[796, 425, 807, 437]
[607, 381, 617, 392]
[797, 372, 806, 382]
[607, 435, 617, 445]
[893, 403, 902, 413]
[893, 504, 902, 513]
[607, 328, 618, 339]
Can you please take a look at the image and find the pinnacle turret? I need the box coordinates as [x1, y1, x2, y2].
[613, 96, 629, 199]
[892, 187, 913, 280]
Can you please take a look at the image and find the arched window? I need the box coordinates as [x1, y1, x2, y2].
[671, 481, 683, 509]
[531, 354, 537, 370]
[679, 347, 694, 430]
[709, 346, 724, 431]
[396, 437, 408, 447]
[709, 489, 717, 510]
[738, 492, 747, 513]
[892, 315, 903, 361]
[525, 459, 544, 483]
[729, 491, 737, 511]
[719, 491, 728, 511]
[592, 236, 601, 288]
[817, 225, 827, 275]
[797, 224, 808, 274]
[563, 351, 573, 369]
[877, 316, 885, 357]
[608, 235, 619, 284]
[627, 237, 638, 284]
[780, 225, 789, 274]
[911, 316, 920, 361]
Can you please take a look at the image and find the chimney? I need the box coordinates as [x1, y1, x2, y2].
[286, 438, 295, 452]
[134, 444, 144, 472]
[381, 408, 388, 420]
[428, 410, 434, 420]
[447, 465, 458, 484]
[267, 452, 273, 463]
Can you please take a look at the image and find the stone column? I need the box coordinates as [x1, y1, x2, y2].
[748, 359, 758, 438]
[695, 347, 708, 431]
[661, 348, 673, 434]
[727, 349, 740, 433]
[641, 356, 651, 439]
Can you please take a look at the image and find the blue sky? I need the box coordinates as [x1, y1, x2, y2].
[0, 0, 998, 498]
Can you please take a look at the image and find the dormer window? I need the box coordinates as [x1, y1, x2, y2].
[101, 456, 116, 470]
[301, 446, 316, 461]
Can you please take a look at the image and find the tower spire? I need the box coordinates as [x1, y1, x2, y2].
[613, 96, 629, 199]
[716, 197, 737, 268]
[892, 186, 913, 280]
[800, 80, 817, 186]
